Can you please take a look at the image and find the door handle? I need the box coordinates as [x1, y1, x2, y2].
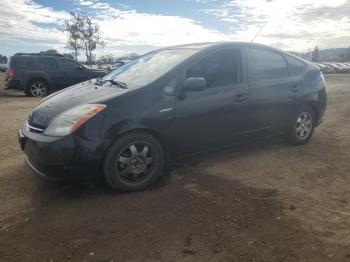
[233, 94, 248, 103]
[291, 85, 300, 92]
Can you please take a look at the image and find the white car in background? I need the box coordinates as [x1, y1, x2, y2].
[0, 63, 7, 72]
[315, 63, 335, 74]
[336, 63, 350, 72]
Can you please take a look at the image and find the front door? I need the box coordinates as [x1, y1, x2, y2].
[172, 47, 252, 156]
[59, 59, 86, 88]
[37, 57, 62, 90]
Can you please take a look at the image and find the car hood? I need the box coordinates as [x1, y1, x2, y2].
[29, 80, 130, 128]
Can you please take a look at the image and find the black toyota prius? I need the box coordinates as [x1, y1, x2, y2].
[19, 42, 327, 192]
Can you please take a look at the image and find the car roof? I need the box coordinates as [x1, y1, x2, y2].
[14, 53, 64, 57]
[158, 41, 309, 63]
[161, 41, 284, 52]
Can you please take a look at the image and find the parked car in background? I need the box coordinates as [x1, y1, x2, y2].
[326, 63, 348, 73]
[336, 63, 350, 72]
[107, 61, 125, 71]
[0, 63, 7, 72]
[19, 42, 327, 192]
[315, 63, 335, 74]
[4, 53, 107, 97]
[99, 60, 132, 72]
[121, 59, 132, 64]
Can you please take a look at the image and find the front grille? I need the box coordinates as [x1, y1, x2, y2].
[26, 112, 46, 133]
[26, 121, 44, 133]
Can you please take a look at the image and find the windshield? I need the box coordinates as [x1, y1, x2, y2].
[102, 49, 198, 88]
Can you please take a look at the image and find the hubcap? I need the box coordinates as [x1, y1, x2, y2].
[30, 82, 47, 97]
[295, 112, 312, 140]
[116, 143, 154, 184]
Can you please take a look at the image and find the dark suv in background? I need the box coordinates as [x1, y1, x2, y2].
[5, 53, 107, 97]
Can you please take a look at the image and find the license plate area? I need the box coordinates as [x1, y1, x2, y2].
[18, 130, 26, 150]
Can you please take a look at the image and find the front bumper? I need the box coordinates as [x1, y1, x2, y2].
[18, 128, 101, 181]
[25, 157, 63, 181]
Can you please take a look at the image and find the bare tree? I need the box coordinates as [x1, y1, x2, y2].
[0, 54, 7, 64]
[78, 14, 105, 65]
[64, 12, 83, 61]
[64, 12, 105, 64]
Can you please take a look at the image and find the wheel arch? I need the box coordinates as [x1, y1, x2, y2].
[100, 127, 173, 173]
[304, 102, 319, 126]
[26, 77, 51, 92]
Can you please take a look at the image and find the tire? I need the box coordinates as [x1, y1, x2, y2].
[288, 105, 315, 145]
[27, 80, 49, 97]
[103, 132, 164, 192]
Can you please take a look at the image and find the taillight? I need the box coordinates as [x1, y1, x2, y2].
[9, 68, 15, 79]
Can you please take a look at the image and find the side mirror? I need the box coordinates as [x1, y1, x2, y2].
[183, 77, 206, 92]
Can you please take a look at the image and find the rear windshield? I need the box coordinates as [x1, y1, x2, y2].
[12, 57, 36, 70]
[102, 48, 199, 88]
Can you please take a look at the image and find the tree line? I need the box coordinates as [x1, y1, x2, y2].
[311, 46, 350, 62]
[0, 55, 7, 64]
[292, 46, 350, 62]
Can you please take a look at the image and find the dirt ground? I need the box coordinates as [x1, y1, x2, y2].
[0, 73, 350, 262]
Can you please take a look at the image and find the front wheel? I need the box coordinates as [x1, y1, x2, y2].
[103, 132, 164, 192]
[288, 106, 315, 145]
[27, 80, 49, 97]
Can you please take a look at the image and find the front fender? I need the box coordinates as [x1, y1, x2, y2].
[100, 117, 173, 165]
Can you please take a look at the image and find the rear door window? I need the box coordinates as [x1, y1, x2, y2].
[285, 55, 306, 76]
[38, 57, 58, 70]
[246, 47, 288, 82]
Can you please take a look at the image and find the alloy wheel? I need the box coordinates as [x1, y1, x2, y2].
[30, 82, 47, 97]
[295, 112, 313, 140]
[115, 142, 154, 184]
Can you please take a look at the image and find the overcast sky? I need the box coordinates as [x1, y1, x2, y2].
[0, 0, 349, 57]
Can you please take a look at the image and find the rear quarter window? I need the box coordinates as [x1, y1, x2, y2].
[13, 57, 36, 70]
[285, 55, 306, 76]
[246, 47, 288, 82]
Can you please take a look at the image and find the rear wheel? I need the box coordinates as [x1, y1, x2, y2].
[27, 80, 49, 97]
[288, 106, 315, 145]
[103, 132, 164, 192]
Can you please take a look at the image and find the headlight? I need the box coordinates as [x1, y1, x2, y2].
[44, 104, 106, 137]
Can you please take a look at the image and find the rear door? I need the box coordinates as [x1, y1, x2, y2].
[37, 57, 61, 90]
[58, 59, 85, 88]
[245, 46, 297, 132]
[172, 47, 252, 155]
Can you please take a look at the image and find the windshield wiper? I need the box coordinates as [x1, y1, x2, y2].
[104, 79, 128, 89]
